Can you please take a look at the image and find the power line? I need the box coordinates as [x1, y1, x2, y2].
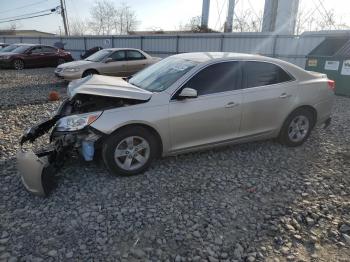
[0, 8, 56, 21]
[0, 12, 54, 24]
[0, 0, 50, 15]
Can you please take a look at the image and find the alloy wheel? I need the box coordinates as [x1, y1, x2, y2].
[114, 136, 150, 171]
[288, 115, 310, 143]
[13, 60, 24, 70]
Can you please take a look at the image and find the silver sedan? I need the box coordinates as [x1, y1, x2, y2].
[18, 52, 334, 196]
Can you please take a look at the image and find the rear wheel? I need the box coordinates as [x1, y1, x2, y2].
[278, 108, 315, 147]
[102, 127, 158, 176]
[13, 59, 24, 70]
[82, 69, 98, 78]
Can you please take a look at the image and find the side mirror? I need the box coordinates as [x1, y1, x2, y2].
[178, 88, 197, 99]
[26, 51, 32, 55]
[104, 57, 113, 63]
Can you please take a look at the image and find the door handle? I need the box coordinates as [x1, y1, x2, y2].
[225, 101, 239, 108]
[279, 93, 291, 99]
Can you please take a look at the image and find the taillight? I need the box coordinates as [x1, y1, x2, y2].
[327, 80, 335, 91]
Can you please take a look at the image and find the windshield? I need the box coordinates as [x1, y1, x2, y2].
[129, 57, 198, 92]
[85, 49, 112, 62]
[0, 45, 19, 53]
[11, 45, 32, 54]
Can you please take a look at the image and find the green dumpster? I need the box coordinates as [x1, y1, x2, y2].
[305, 37, 350, 96]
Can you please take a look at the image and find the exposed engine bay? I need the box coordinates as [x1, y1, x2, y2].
[18, 90, 148, 196]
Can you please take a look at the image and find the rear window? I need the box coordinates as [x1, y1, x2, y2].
[243, 61, 293, 88]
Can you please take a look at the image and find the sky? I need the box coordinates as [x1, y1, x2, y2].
[0, 0, 350, 34]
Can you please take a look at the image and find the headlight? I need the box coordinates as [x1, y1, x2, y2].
[0, 55, 10, 60]
[56, 111, 102, 131]
[64, 68, 80, 73]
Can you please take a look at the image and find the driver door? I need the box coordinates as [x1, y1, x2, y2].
[99, 50, 129, 76]
[168, 61, 243, 152]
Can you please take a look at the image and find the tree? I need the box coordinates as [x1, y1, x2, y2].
[88, 0, 138, 35]
[89, 0, 116, 35]
[179, 16, 216, 33]
[232, 10, 262, 32]
[70, 18, 89, 36]
[295, 1, 350, 35]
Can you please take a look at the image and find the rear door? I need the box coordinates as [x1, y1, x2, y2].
[41, 46, 59, 66]
[239, 61, 296, 137]
[100, 50, 128, 76]
[168, 61, 243, 152]
[126, 50, 148, 75]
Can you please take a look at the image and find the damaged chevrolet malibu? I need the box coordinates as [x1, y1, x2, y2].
[17, 52, 334, 196]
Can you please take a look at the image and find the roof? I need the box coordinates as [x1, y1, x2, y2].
[0, 30, 55, 36]
[173, 52, 264, 62]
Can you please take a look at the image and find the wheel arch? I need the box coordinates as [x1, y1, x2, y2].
[82, 68, 100, 76]
[279, 105, 318, 134]
[108, 123, 163, 157]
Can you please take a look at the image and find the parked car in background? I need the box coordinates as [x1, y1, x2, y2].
[18, 52, 334, 196]
[0, 44, 73, 70]
[0, 43, 9, 50]
[80, 46, 103, 59]
[0, 43, 22, 53]
[55, 48, 161, 80]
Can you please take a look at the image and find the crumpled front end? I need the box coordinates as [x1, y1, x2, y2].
[17, 89, 148, 196]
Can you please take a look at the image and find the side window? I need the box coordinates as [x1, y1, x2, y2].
[127, 50, 146, 60]
[182, 62, 242, 96]
[244, 61, 293, 88]
[110, 51, 126, 61]
[42, 46, 57, 53]
[30, 47, 42, 54]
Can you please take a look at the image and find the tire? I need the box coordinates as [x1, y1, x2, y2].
[82, 69, 98, 78]
[57, 58, 66, 65]
[278, 108, 315, 147]
[13, 59, 24, 70]
[102, 126, 158, 176]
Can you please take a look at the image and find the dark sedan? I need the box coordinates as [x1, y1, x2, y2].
[0, 43, 9, 50]
[0, 44, 73, 70]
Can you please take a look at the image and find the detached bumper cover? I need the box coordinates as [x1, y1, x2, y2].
[17, 149, 56, 196]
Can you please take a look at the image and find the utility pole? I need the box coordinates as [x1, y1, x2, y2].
[60, 0, 69, 35]
[224, 0, 235, 32]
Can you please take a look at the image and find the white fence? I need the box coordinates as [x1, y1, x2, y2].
[0, 32, 340, 68]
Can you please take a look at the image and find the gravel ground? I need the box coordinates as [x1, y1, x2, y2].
[0, 68, 350, 262]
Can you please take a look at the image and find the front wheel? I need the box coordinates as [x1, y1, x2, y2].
[13, 59, 24, 70]
[278, 109, 315, 147]
[102, 127, 158, 176]
[57, 58, 66, 65]
[82, 69, 98, 78]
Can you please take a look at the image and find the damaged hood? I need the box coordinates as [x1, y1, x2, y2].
[68, 75, 152, 100]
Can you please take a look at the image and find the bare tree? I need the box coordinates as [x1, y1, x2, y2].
[114, 3, 139, 34]
[89, 0, 117, 35]
[70, 19, 89, 36]
[232, 10, 262, 32]
[179, 16, 216, 33]
[295, 1, 350, 35]
[88, 0, 138, 35]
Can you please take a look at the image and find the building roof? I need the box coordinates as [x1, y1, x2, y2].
[0, 30, 55, 36]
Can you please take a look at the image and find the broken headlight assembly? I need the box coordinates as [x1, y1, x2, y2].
[55, 111, 102, 131]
